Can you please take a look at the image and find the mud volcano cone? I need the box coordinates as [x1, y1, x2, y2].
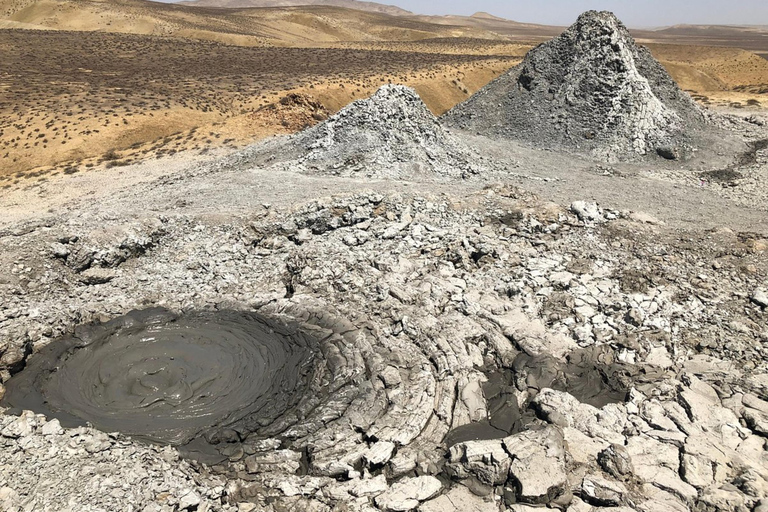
[443, 11, 708, 161]
[252, 84, 483, 179]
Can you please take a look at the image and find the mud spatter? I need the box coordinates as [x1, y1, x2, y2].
[2, 308, 321, 463]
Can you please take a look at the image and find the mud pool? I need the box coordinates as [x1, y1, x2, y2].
[2, 308, 321, 462]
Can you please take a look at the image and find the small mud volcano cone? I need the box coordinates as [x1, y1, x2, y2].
[443, 11, 709, 162]
[246, 84, 486, 180]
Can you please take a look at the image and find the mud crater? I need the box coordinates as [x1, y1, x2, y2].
[445, 346, 643, 447]
[2, 308, 323, 463]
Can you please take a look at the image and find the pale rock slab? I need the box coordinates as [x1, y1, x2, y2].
[364, 441, 397, 467]
[447, 439, 511, 486]
[743, 394, 768, 415]
[581, 473, 628, 506]
[644, 347, 674, 369]
[41, 419, 63, 436]
[503, 426, 568, 504]
[0, 412, 35, 439]
[639, 400, 680, 432]
[743, 407, 768, 437]
[626, 436, 697, 502]
[328, 475, 389, 500]
[638, 484, 689, 512]
[532, 389, 625, 445]
[563, 427, 609, 465]
[681, 453, 714, 488]
[485, 310, 577, 359]
[375, 476, 442, 512]
[418, 485, 499, 512]
[178, 490, 201, 511]
[629, 211, 665, 226]
[597, 444, 634, 479]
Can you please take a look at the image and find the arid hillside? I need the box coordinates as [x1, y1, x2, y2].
[0, 29, 519, 182]
[649, 43, 768, 102]
[0, 0, 497, 44]
[179, 0, 411, 17]
[1, 0, 768, 181]
[637, 24, 768, 59]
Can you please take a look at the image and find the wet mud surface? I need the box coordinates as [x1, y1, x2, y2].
[445, 346, 646, 447]
[2, 308, 321, 462]
[701, 138, 768, 183]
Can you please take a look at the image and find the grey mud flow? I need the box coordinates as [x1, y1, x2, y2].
[2, 308, 320, 464]
[444, 345, 648, 447]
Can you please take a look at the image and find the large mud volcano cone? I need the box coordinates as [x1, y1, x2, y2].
[249, 84, 484, 179]
[443, 11, 708, 161]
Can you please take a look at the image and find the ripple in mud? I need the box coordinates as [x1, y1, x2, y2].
[2, 308, 321, 462]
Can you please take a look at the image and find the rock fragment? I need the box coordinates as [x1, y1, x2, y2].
[364, 441, 396, 467]
[41, 419, 63, 436]
[598, 444, 634, 480]
[446, 439, 511, 486]
[503, 426, 568, 504]
[419, 485, 498, 512]
[375, 476, 442, 511]
[581, 474, 627, 506]
[571, 201, 602, 222]
[751, 288, 768, 308]
[178, 490, 201, 510]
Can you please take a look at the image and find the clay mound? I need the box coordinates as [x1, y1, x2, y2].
[443, 11, 710, 162]
[250, 84, 485, 180]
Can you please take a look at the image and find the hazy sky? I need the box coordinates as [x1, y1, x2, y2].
[160, 0, 768, 27]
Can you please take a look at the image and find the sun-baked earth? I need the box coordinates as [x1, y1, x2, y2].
[1, 4, 768, 512]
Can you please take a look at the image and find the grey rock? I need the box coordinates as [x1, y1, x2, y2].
[419, 485, 498, 512]
[348, 474, 388, 498]
[582, 474, 628, 506]
[571, 201, 603, 222]
[625, 435, 697, 502]
[503, 426, 568, 504]
[66, 246, 95, 272]
[364, 441, 396, 467]
[41, 419, 63, 436]
[178, 490, 201, 510]
[743, 408, 768, 436]
[78, 267, 117, 285]
[598, 444, 634, 479]
[656, 146, 679, 160]
[50, 242, 71, 259]
[751, 288, 768, 308]
[375, 476, 442, 511]
[446, 439, 511, 486]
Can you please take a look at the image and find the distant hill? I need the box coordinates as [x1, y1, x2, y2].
[0, 0, 495, 44]
[631, 23, 768, 58]
[470, 12, 507, 22]
[178, 0, 412, 17]
[1, 0, 766, 58]
[411, 13, 564, 42]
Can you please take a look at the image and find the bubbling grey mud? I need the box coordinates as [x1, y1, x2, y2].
[2, 308, 325, 462]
